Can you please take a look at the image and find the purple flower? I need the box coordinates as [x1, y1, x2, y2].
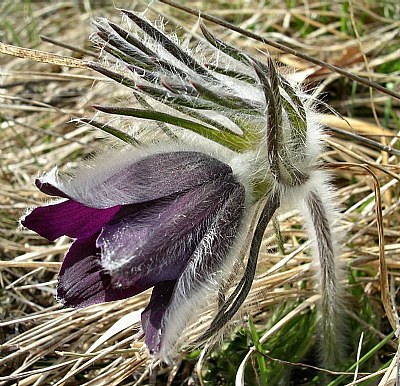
[22, 149, 246, 357]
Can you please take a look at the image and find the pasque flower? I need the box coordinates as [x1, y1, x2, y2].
[22, 148, 248, 355]
[22, 9, 343, 365]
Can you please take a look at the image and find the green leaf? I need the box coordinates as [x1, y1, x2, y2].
[278, 75, 307, 148]
[94, 21, 154, 67]
[191, 80, 261, 112]
[254, 60, 308, 186]
[136, 84, 212, 110]
[86, 62, 137, 89]
[79, 118, 141, 145]
[123, 10, 210, 77]
[200, 21, 250, 65]
[108, 20, 157, 57]
[206, 62, 257, 84]
[249, 318, 268, 386]
[93, 105, 249, 151]
[133, 92, 178, 139]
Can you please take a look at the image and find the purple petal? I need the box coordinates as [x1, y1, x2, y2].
[142, 182, 246, 356]
[57, 234, 151, 307]
[97, 176, 240, 287]
[22, 200, 120, 241]
[35, 178, 69, 198]
[57, 235, 106, 307]
[46, 151, 234, 208]
[141, 281, 176, 354]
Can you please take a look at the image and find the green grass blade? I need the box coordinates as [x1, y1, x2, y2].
[326, 331, 396, 386]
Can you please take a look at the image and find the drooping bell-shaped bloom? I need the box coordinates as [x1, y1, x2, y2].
[21, 7, 344, 368]
[22, 149, 247, 356]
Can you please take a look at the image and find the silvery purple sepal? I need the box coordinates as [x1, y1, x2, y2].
[22, 150, 246, 355]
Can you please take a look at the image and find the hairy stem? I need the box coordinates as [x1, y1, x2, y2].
[197, 193, 280, 342]
[306, 190, 343, 369]
[253, 60, 309, 186]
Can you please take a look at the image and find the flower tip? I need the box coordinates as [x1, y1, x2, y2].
[19, 213, 28, 229]
[198, 20, 209, 35]
[34, 177, 52, 192]
[120, 9, 136, 19]
[34, 171, 67, 198]
[85, 61, 100, 72]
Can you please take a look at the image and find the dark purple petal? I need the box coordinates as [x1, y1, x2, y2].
[141, 280, 176, 354]
[22, 200, 120, 241]
[35, 178, 69, 198]
[51, 151, 234, 208]
[57, 234, 105, 307]
[183, 183, 246, 276]
[57, 234, 154, 307]
[97, 175, 240, 288]
[142, 181, 246, 355]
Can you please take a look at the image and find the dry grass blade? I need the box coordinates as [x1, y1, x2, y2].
[0, 42, 87, 68]
[157, 0, 400, 101]
[0, 359, 77, 382]
[0, 261, 61, 269]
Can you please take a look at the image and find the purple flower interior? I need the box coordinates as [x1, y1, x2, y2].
[57, 234, 148, 307]
[141, 280, 176, 354]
